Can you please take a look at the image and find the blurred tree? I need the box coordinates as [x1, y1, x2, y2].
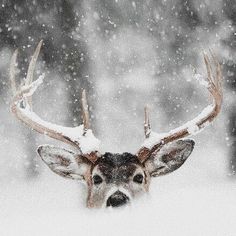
[223, 0, 236, 174]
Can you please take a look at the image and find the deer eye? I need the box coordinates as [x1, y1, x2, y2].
[133, 174, 144, 184]
[93, 175, 103, 185]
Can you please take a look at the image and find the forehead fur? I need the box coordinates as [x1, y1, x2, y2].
[98, 152, 139, 167]
[95, 152, 141, 183]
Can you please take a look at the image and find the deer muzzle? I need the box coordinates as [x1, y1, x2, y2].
[106, 191, 130, 208]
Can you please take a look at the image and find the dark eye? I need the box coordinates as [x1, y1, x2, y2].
[133, 174, 144, 184]
[93, 175, 103, 185]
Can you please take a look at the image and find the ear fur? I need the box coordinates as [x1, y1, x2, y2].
[37, 145, 90, 180]
[145, 139, 195, 177]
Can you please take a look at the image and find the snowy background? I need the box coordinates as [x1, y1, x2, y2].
[0, 0, 236, 235]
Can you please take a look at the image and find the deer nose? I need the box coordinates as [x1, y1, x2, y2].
[106, 191, 129, 208]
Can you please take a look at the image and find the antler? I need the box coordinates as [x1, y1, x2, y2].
[10, 41, 100, 163]
[137, 53, 223, 163]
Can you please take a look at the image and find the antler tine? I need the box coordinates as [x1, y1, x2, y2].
[10, 41, 101, 163]
[25, 40, 43, 109]
[144, 105, 151, 138]
[137, 53, 223, 163]
[204, 53, 222, 112]
[26, 40, 43, 85]
[81, 89, 90, 135]
[209, 50, 222, 93]
[204, 53, 214, 85]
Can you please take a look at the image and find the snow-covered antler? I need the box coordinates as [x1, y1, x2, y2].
[137, 53, 223, 163]
[10, 40, 100, 163]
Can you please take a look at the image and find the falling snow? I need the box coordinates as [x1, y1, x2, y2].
[0, 0, 236, 236]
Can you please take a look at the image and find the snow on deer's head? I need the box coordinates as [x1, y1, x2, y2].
[10, 41, 222, 208]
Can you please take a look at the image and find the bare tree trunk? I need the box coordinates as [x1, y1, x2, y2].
[222, 0, 236, 174]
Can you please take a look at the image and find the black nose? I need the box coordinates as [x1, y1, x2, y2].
[106, 191, 129, 208]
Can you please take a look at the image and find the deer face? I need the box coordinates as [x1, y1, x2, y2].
[88, 152, 149, 208]
[37, 139, 194, 208]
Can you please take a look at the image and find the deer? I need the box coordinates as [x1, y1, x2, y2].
[9, 41, 223, 208]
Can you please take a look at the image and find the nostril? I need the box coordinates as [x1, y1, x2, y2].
[106, 191, 129, 208]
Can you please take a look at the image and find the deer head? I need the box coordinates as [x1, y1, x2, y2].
[10, 41, 223, 208]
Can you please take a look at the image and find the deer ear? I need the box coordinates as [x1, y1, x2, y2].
[37, 145, 90, 180]
[145, 139, 195, 177]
